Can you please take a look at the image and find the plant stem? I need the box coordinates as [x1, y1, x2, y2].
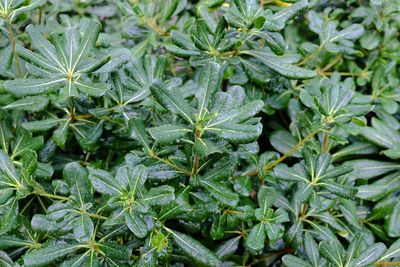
[320, 55, 342, 72]
[245, 128, 321, 177]
[36, 192, 69, 201]
[150, 152, 192, 176]
[85, 212, 108, 220]
[263, 129, 320, 171]
[298, 46, 323, 66]
[7, 23, 22, 77]
[375, 262, 400, 266]
[322, 132, 330, 152]
[192, 127, 202, 176]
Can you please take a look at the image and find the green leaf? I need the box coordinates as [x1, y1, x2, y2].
[207, 122, 263, 143]
[63, 162, 91, 204]
[196, 62, 221, 118]
[72, 215, 94, 242]
[216, 236, 240, 258]
[194, 138, 222, 158]
[321, 181, 357, 198]
[129, 119, 151, 152]
[0, 198, 18, 235]
[245, 223, 266, 251]
[148, 124, 191, 144]
[265, 0, 309, 31]
[241, 50, 316, 79]
[143, 185, 175, 206]
[0, 250, 14, 267]
[319, 240, 344, 267]
[73, 121, 103, 152]
[282, 255, 312, 267]
[165, 228, 220, 267]
[355, 243, 386, 267]
[52, 120, 69, 149]
[274, 164, 309, 183]
[73, 20, 101, 70]
[257, 186, 276, 215]
[344, 160, 400, 180]
[25, 24, 66, 72]
[380, 238, 400, 261]
[270, 130, 302, 158]
[356, 171, 400, 201]
[23, 242, 79, 267]
[158, 186, 192, 221]
[252, 30, 286, 55]
[75, 80, 110, 97]
[16, 45, 60, 73]
[5, 78, 65, 97]
[150, 80, 194, 124]
[125, 211, 148, 238]
[22, 149, 38, 174]
[98, 242, 131, 261]
[304, 232, 319, 267]
[88, 167, 121, 195]
[0, 150, 19, 184]
[345, 234, 362, 265]
[116, 164, 147, 194]
[2, 96, 48, 111]
[200, 179, 239, 207]
[388, 202, 400, 237]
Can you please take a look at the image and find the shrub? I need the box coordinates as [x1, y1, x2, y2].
[0, 0, 400, 266]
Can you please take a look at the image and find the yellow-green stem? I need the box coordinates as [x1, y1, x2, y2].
[263, 129, 320, 171]
[7, 23, 22, 78]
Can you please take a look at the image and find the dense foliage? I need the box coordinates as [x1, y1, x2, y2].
[1, 0, 400, 266]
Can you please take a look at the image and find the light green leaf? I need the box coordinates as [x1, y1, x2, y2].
[0, 250, 13, 267]
[345, 160, 400, 180]
[63, 162, 91, 204]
